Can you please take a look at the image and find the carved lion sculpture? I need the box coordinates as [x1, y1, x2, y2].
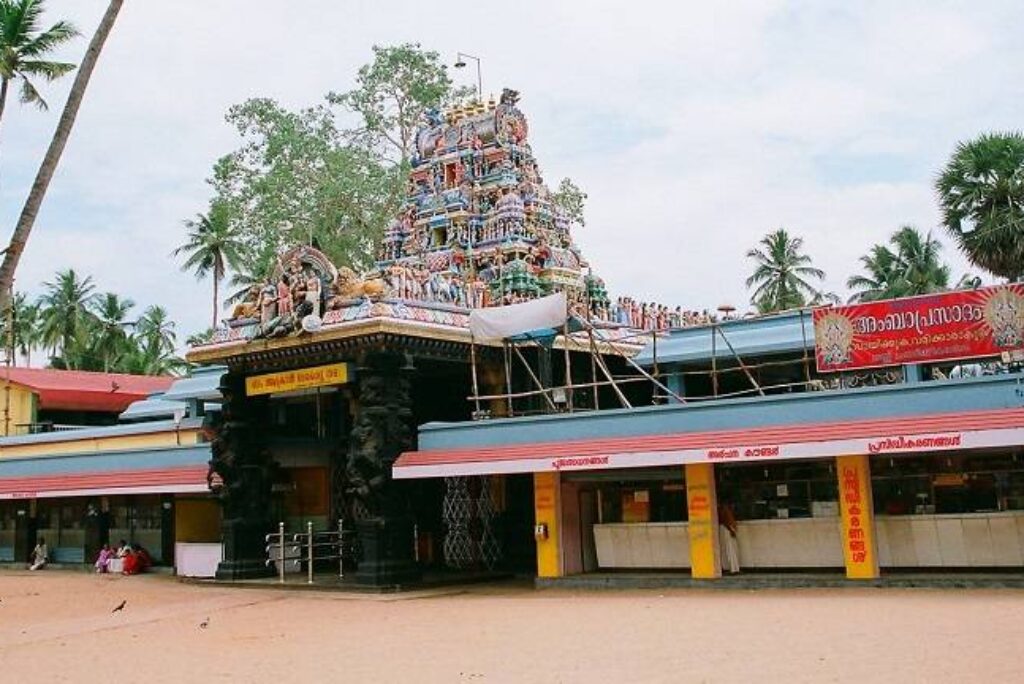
[333, 267, 385, 301]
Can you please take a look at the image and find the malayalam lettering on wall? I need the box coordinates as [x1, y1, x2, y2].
[812, 284, 1024, 372]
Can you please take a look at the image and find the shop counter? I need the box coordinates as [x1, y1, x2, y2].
[735, 517, 845, 568]
[593, 523, 690, 569]
[876, 511, 1024, 567]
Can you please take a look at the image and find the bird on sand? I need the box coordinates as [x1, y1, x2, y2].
[199, 617, 210, 629]
[112, 600, 127, 613]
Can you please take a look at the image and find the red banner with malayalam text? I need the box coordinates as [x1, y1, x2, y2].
[812, 284, 1024, 372]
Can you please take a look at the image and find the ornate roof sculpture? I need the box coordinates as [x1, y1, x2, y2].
[193, 89, 686, 356]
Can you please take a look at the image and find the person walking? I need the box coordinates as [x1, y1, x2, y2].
[718, 503, 740, 575]
[29, 537, 49, 571]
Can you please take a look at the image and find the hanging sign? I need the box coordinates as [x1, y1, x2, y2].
[245, 363, 350, 396]
[813, 284, 1024, 372]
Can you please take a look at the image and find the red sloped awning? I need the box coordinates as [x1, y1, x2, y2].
[0, 465, 210, 500]
[2, 368, 174, 413]
[394, 408, 1024, 479]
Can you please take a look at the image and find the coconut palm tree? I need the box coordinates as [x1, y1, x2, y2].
[0, 0, 78, 130]
[0, 0, 123, 312]
[135, 304, 176, 356]
[846, 244, 904, 302]
[0, 291, 38, 365]
[90, 291, 134, 371]
[173, 201, 245, 327]
[847, 226, 951, 302]
[890, 225, 950, 295]
[936, 132, 1024, 280]
[745, 228, 825, 313]
[36, 267, 95, 358]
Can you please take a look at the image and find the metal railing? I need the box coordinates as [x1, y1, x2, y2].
[264, 519, 356, 585]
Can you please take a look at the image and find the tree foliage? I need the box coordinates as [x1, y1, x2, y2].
[173, 200, 244, 327]
[328, 42, 470, 165]
[846, 226, 950, 302]
[208, 98, 404, 273]
[936, 131, 1024, 280]
[3, 268, 183, 374]
[551, 177, 588, 227]
[0, 0, 78, 123]
[745, 228, 825, 313]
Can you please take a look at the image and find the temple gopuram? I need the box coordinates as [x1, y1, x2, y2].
[187, 89, 655, 585]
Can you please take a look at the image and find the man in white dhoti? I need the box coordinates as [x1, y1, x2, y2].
[29, 538, 48, 571]
[719, 504, 740, 575]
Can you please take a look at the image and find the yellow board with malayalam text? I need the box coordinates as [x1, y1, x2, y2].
[837, 455, 880, 579]
[245, 363, 350, 396]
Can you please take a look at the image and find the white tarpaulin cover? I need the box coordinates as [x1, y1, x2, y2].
[469, 292, 568, 341]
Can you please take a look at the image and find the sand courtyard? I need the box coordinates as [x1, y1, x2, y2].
[0, 571, 1021, 683]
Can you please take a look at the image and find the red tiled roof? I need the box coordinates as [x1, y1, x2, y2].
[0, 368, 174, 412]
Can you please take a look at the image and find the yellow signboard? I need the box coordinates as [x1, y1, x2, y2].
[837, 454, 880, 579]
[245, 363, 350, 396]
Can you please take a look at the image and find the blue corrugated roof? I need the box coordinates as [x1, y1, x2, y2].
[635, 309, 814, 366]
[162, 366, 225, 402]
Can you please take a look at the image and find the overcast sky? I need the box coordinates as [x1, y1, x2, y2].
[2, 1, 1022, 347]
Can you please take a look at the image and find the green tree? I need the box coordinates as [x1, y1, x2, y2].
[551, 178, 587, 227]
[225, 241, 277, 306]
[745, 228, 825, 313]
[936, 132, 1024, 280]
[0, 0, 78, 129]
[891, 225, 950, 295]
[90, 291, 134, 371]
[329, 43, 469, 165]
[0, 291, 38, 365]
[36, 267, 95, 360]
[0, 0, 123, 312]
[209, 98, 403, 271]
[847, 226, 950, 302]
[173, 201, 244, 327]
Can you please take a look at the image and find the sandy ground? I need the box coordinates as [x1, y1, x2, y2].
[0, 572, 1021, 683]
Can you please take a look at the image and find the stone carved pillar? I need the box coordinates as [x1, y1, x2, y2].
[209, 372, 276, 580]
[345, 352, 421, 586]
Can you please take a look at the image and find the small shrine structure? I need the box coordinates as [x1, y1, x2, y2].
[188, 89, 657, 584]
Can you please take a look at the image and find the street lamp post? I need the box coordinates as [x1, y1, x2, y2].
[454, 52, 482, 100]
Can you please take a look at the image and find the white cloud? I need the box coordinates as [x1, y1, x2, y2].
[1, 0, 1021, 350]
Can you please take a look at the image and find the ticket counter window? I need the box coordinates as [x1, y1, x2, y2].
[871, 451, 1024, 515]
[596, 482, 687, 523]
[717, 460, 839, 520]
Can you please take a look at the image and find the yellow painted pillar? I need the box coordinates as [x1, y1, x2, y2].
[685, 463, 721, 579]
[836, 455, 880, 579]
[534, 472, 562, 578]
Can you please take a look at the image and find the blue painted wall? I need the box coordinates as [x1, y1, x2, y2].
[0, 445, 210, 478]
[419, 373, 1024, 450]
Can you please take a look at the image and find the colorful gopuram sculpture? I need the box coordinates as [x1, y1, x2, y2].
[206, 88, 712, 349]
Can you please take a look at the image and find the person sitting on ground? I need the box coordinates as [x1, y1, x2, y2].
[136, 545, 153, 572]
[29, 537, 48, 571]
[121, 544, 139, 575]
[94, 543, 113, 573]
[116, 539, 130, 558]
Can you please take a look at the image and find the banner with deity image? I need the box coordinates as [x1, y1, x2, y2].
[812, 284, 1024, 372]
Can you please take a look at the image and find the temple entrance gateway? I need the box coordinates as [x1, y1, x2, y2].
[188, 90, 657, 586]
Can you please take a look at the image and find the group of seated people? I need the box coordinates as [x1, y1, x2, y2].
[94, 540, 152, 575]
